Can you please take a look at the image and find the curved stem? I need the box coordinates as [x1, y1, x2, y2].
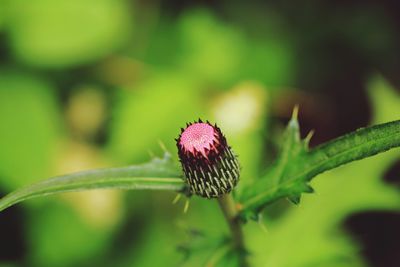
[217, 194, 249, 267]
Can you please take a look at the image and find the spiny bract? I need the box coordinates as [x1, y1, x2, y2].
[176, 119, 240, 198]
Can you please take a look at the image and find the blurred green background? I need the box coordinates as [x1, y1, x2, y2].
[0, 1, 400, 266]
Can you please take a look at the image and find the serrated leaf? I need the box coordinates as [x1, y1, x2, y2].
[287, 195, 301, 205]
[0, 153, 185, 212]
[247, 75, 400, 267]
[238, 108, 309, 214]
[239, 110, 400, 218]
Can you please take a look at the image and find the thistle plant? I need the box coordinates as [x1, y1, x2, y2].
[0, 108, 399, 266]
[176, 120, 240, 198]
[176, 120, 246, 265]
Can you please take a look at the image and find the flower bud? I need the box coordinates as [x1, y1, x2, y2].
[176, 120, 240, 198]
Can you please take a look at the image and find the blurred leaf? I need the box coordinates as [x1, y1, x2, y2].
[177, 199, 240, 267]
[239, 107, 400, 218]
[0, 71, 60, 190]
[0, 1, 4, 30]
[6, 0, 132, 68]
[108, 72, 204, 163]
[240, 40, 294, 87]
[144, 8, 294, 87]
[0, 152, 185, 212]
[178, 8, 294, 87]
[141, 17, 181, 68]
[178, 9, 245, 87]
[181, 242, 240, 267]
[368, 75, 400, 123]
[27, 200, 113, 267]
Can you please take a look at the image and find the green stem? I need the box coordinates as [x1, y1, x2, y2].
[217, 194, 249, 267]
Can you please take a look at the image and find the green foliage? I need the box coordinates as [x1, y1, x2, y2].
[249, 148, 400, 267]
[0, 71, 60, 190]
[143, 9, 294, 88]
[6, 0, 132, 68]
[107, 72, 204, 163]
[27, 200, 114, 267]
[1, 108, 399, 266]
[0, 153, 184, 212]
[0, 94, 398, 267]
[368, 75, 400, 122]
[177, 9, 245, 86]
[0, 76, 399, 267]
[244, 79, 400, 267]
[0, 2, 400, 266]
[239, 109, 400, 218]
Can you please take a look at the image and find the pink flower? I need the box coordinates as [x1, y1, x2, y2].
[176, 120, 240, 198]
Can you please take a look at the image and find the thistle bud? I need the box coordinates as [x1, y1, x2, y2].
[176, 120, 240, 198]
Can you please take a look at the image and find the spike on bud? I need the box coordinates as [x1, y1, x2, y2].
[176, 120, 240, 198]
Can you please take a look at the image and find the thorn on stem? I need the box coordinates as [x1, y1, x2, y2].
[183, 199, 190, 213]
[172, 194, 182, 204]
[158, 139, 168, 153]
[305, 130, 315, 145]
[292, 105, 299, 120]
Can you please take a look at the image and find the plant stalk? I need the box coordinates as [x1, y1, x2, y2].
[218, 193, 249, 267]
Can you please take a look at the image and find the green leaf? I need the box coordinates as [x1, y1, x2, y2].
[0, 153, 185, 212]
[239, 109, 400, 218]
[0, 71, 61, 189]
[247, 75, 400, 267]
[7, 0, 132, 68]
